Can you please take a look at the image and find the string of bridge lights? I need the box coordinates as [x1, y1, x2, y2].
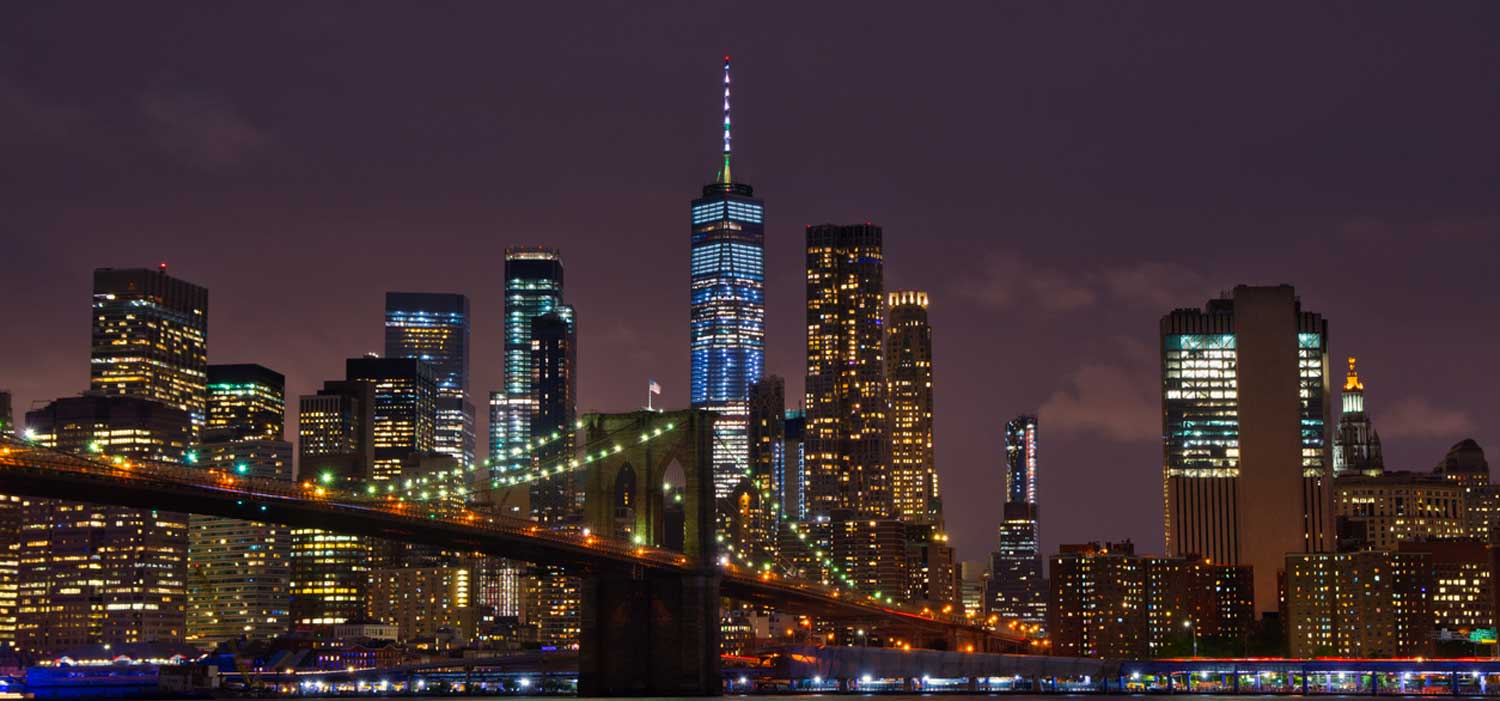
[46, 423, 921, 615]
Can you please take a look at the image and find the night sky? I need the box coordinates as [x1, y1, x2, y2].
[3, 2, 1497, 564]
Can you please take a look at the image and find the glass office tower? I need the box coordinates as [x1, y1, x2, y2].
[988, 415, 1045, 626]
[494, 247, 571, 479]
[691, 57, 766, 498]
[385, 292, 474, 467]
[1161, 284, 1332, 616]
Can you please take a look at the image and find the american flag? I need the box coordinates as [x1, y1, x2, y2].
[649, 379, 661, 395]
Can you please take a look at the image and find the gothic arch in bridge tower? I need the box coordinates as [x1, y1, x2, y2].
[580, 409, 716, 561]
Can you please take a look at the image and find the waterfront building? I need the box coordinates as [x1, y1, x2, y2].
[187, 439, 292, 645]
[1161, 284, 1333, 616]
[293, 380, 376, 627]
[886, 291, 938, 523]
[20, 395, 193, 653]
[1397, 540, 1496, 640]
[493, 247, 571, 480]
[90, 267, 209, 435]
[367, 566, 479, 648]
[344, 356, 437, 481]
[1333, 357, 1384, 477]
[1048, 541, 1253, 659]
[1284, 550, 1432, 658]
[690, 58, 766, 499]
[805, 223, 889, 519]
[385, 292, 475, 467]
[989, 415, 1045, 626]
[1334, 471, 1467, 551]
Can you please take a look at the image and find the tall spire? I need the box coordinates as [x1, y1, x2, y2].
[719, 55, 732, 184]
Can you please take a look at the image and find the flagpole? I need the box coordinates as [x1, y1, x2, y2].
[647, 380, 653, 411]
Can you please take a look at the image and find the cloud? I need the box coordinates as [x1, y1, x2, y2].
[1378, 396, 1477, 439]
[1040, 361, 1160, 443]
[958, 253, 1214, 314]
[139, 92, 271, 168]
[0, 75, 78, 143]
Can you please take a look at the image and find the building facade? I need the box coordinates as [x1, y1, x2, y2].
[1398, 540, 1497, 640]
[1048, 541, 1253, 659]
[293, 380, 376, 627]
[990, 415, 1045, 626]
[89, 267, 209, 434]
[385, 292, 475, 468]
[690, 58, 766, 499]
[205, 364, 284, 443]
[344, 357, 437, 482]
[1335, 471, 1467, 551]
[1284, 550, 1432, 658]
[742, 376, 785, 561]
[1333, 356, 1384, 477]
[20, 395, 193, 653]
[493, 247, 571, 480]
[1161, 285, 1333, 616]
[885, 291, 938, 523]
[527, 312, 579, 525]
[804, 223, 889, 519]
[187, 439, 292, 645]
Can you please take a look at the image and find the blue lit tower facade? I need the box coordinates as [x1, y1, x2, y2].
[691, 57, 765, 498]
[385, 292, 474, 467]
[492, 248, 573, 480]
[988, 415, 1046, 626]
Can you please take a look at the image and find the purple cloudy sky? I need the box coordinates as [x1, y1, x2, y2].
[3, 1, 1497, 562]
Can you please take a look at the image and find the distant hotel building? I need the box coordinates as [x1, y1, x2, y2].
[805, 223, 889, 519]
[1161, 285, 1333, 616]
[1333, 357, 1383, 477]
[188, 364, 292, 646]
[989, 415, 1046, 627]
[385, 292, 474, 467]
[691, 58, 765, 499]
[492, 247, 572, 480]
[886, 291, 938, 523]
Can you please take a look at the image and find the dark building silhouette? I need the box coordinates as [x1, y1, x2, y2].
[528, 312, 578, 525]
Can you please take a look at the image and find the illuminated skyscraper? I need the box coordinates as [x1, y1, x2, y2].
[190, 363, 292, 646]
[345, 356, 438, 481]
[385, 292, 475, 467]
[989, 415, 1045, 626]
[21, 395, 193, 653]
[691, 57, 765, 498]
[1333, 356, 1384, 477]
[804, 223, 888, 519]
[1161, 285, 1332, 616]
[293, 379, 376, 626]
[886, 291, 937, 523]
[494, 248, 571, 479]
[205, 364, 284, 442]
[90, 266, 208, 435]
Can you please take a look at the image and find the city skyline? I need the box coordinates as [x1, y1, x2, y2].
[4, 2, 1498, 563]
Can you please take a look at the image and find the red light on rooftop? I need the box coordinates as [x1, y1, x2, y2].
[159, 261, 168, 271]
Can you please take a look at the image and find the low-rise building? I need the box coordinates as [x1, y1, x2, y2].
[1284, 550, 1432, 658]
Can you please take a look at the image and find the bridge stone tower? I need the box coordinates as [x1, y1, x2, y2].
[578, 409, 723, 696]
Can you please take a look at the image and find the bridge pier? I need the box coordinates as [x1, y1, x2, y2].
[577, 567, 722, 697]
